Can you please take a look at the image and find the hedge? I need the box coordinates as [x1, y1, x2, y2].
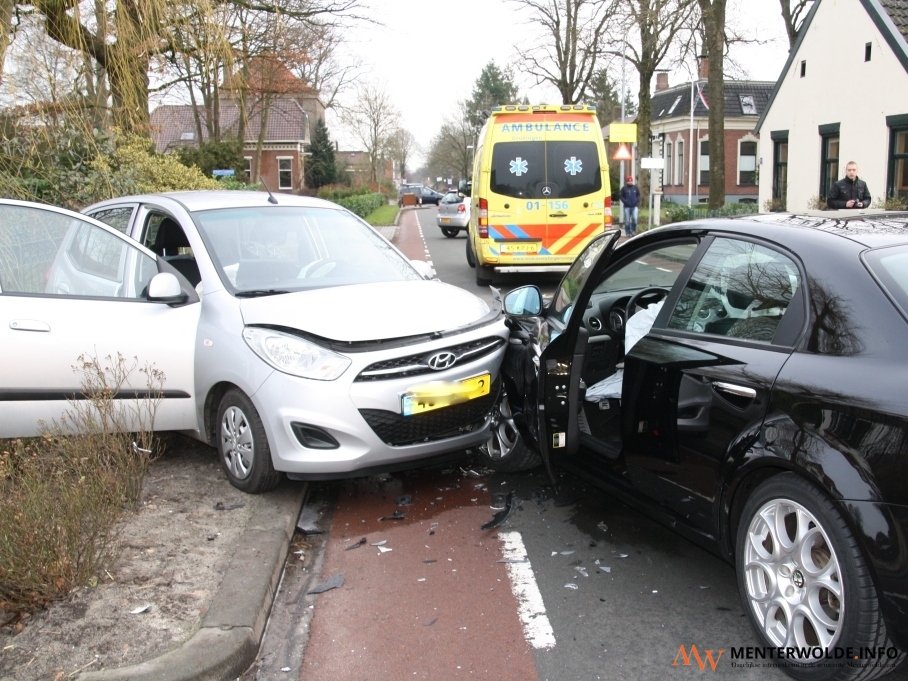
[332, 192, 388, 218]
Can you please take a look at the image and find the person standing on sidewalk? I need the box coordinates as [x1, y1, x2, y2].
[619, 175, 641, 236]
[826, 161, 871, 210]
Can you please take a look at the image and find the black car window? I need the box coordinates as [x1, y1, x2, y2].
[667, 238, 801, 342]
[863, 245, 908, 321]
[490, 141, 602, 199]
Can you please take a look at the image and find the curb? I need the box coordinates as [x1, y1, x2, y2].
[78, 483, 307, 681]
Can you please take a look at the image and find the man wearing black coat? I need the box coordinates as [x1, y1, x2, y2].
[827, 161, 871, 209]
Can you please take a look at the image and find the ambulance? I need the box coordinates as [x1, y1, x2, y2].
[463, 104, 612, 286]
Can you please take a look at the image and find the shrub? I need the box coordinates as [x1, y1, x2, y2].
[331, 192, 387, 218]
[663, 202, 693, 224]
[763, 198, 786, 212]
[0, 353, 162, 612]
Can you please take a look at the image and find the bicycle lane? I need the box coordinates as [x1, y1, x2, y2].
[299, 468, 542, 680]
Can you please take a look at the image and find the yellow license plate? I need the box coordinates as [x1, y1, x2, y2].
[501, 243, 538, 253]
[441, 218, 451, 223]
[401, 373, 491, 416]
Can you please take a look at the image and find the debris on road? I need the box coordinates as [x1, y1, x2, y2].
[481, 491, 515, 530]
[379, 510, 406, 521]
[214, 501, 244, 511]
[564, 583, 578, 590]
[129, 604, 152, 615]
[344, 538, 367, 551]
[307, 572, 344, 594]
[395, 494, 412, 506]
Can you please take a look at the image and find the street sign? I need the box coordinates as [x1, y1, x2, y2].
[609, 123, 637, 143]
[213, 169, 235, 177]
[641, 157, 664, 169]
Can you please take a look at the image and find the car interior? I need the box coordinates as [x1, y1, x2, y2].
[145, 216, 202, 288]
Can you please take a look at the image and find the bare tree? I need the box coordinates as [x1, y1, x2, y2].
[616, 0, 697, 198]
[697, 0, 727, 210]
[340, 82, 399, 184]
[779, 0, 813, 48]
[288, 21, 362, 109]
[386, 127, 419, 181]
[426, 102, 474, 183]
[509, 0, 620, 105]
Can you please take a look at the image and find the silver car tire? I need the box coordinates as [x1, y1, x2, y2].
[736, 474, 904, 680]
[477, 393, 541, 472]
[217, 388, 282, 494]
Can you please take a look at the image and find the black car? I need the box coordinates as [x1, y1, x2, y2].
[420, 186, 445, 205]
[493, 214, 908, 680]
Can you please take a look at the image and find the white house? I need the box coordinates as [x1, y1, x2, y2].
[756, 0, 908, 212]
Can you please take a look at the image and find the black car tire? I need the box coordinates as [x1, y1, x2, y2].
[466, 238, 476, 267]
[216, 388, 282, 494]
[477, 393, 541, 472]
[476, 264, 493, 286]
[736, 473, 904, 680]
[441, 227, 459, 238]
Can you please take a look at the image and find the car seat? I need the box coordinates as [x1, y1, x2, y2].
[154, 218, 201, 288]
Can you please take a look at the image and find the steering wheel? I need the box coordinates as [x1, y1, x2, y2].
[301, 259, 339, 278]
[625, 287, 669, 321]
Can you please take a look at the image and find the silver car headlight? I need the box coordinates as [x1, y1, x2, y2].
[243, 327, 351, 380]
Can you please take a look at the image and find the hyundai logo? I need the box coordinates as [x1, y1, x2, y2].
[427, 351, 457, 371]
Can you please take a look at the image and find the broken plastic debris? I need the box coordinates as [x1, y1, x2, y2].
[613, 552, 629, 558]
[281, 667, 291, 673]
[653, 590, 658, 593]
[481, 491, 515, 530]
[423, 559, 437, 564]
[597, 522, 608, 532]
[131, 441, 152, 454]
[564, 583, 579, 590]
[345, 538, 367, 551]
[497, 557, 528, 563]
[214, 501, 244, 511]
[206, 533, 219, 541]
[371, 540, 387, 546]
[699, 585, 711, 590]
[489, 492, 508, 510]
[308, 572, 344, 594]
[379, 510, 406, 521]
[417, 578, 426, 582]
[559, 550, 575, 556]
[575, 567, 589, 578]
[599, 567, 612, 573]
[424, 617, 438, 626]
[377, 546, 393, 553]
[395, 494, 412, 506]
[130, 604, 152, 615]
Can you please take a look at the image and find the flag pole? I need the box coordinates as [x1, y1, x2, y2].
[688, 78, 695, 208]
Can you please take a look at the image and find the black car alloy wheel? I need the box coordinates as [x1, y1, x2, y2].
[477, 393, 540, 472]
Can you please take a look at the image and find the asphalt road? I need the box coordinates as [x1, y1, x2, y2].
[250, 207, 907, 681]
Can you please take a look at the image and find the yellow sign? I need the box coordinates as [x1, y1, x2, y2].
[609, 123, 637, 143]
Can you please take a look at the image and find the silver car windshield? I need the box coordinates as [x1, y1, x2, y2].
[192, 205, 420, 293]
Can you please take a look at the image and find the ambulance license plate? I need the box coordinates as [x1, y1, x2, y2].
[501, 243, 538, 253]
[401, 373, 491, 416]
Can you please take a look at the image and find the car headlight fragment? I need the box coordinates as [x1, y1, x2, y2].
[243, 327, 351, 380]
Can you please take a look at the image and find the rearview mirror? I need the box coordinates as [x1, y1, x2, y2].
[148, 272, 188, 304]
[458, 179, 472, 198]
[504, 286, 543, 316]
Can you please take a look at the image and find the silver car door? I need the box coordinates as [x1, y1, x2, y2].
[0, 201, 200, 437]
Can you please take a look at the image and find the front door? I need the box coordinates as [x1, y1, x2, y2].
[0, 203, 200, 437]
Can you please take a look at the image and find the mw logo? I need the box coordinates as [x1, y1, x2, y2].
[672, 645, 725, 671]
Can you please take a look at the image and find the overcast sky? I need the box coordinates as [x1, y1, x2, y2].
[329, 0, 792, 167]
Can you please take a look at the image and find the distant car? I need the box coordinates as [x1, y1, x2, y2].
[420, 187, 445, 206]
[500, 213, 908, 678]
[436, 191, 470, 237]
[0, 193, 509, 495]
[397, 183, 423, 207]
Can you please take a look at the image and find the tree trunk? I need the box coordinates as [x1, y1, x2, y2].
[700, 0, 727, 210]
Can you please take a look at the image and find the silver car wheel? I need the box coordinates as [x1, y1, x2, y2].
[220, 405, 254, 480]
[484, 395, 521, 460]
[743, 497, 843, 652]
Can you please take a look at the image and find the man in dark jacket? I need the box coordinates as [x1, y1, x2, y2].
[619, 175, 641, 235]
[827, 162, 871, 209]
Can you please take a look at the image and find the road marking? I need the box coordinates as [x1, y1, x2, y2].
[498, 530, 556, 650]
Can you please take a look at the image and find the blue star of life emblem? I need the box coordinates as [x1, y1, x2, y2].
[510, 157, 528, 176]
[564, 157, 583, 175]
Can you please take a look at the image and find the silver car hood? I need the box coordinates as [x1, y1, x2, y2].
[239, 280, 491, 342]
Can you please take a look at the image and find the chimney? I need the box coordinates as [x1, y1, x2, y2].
[656, 73, 669, 91]
[698, 55, 709, 79]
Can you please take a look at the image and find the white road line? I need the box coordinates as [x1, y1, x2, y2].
[499, 530, 556, 650]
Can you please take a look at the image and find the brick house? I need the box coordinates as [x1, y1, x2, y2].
[150, 59, 325, 193]
[648, 62, 775, 205]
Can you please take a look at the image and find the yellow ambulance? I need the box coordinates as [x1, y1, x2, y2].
[464, 104, 613, 286]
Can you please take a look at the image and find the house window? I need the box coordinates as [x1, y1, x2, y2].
[665, 142, 673, 185]
[278, 157, 293, 190]
[888, 127, 908, 202]
[699, 139, 710, 186]
[773, 138, 789, 207]
[676, 140, 684, 186]
[738, 140, 757, 185]
[865, 42, 872, 62]
[800, 60, 807, 78]
[820, 135, 839, 200]
[244, 157, 252, 179]
[740, 95, 757, 116]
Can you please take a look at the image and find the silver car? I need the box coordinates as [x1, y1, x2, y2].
[0, 193, 508, 493]
[436, 191, 471, 238]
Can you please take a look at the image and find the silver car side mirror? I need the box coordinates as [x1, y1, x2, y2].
[410, 260, 436, 280]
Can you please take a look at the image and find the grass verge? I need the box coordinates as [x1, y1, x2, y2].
[364, 204, 399, 226]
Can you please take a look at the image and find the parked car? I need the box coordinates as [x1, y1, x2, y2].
[498, 213, 908, 679]
[398, 183, 423, 207]
[420, 186, 445, 206]
[0, 194, 508, 494]
[436, 191, 471, 237]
